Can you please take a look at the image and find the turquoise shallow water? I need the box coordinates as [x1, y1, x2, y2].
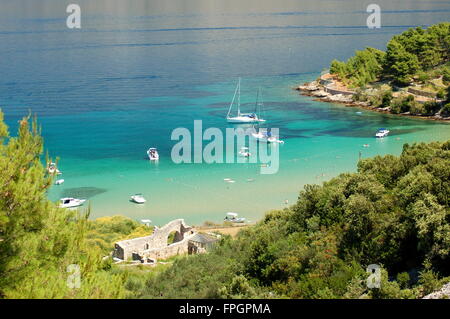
[43, 74, 450, 225]
[1, 1, 450, 225]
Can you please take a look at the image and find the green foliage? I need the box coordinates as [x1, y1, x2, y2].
[2, 110, 449, 299]
[368, 90, 393, 108]
[396, 272, 411, 289]
[384, 23, 450, 85]
[443, 69, 450, 84]
[423, 101, 442, 115]
[86, 215, 152, 255]
[0, 111, 126, 298]
[330, 23, 450, 88]
[441, 103, 450, 117]
[390, 95, 417, 114]
[384, 39, 420, 85]
[330, 47, 385, 87]
[134, 141, 450, 299]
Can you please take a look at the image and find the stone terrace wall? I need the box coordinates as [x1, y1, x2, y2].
[324, 86, 356, 96]
[113, 219, 193, 260]
[407, 87, 437, 98]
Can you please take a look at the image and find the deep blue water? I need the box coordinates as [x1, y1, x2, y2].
[1, 0, 449, 225]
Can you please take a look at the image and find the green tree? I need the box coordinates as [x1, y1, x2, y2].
[0, 111, 125, 298]
[384, 39, 420, 85]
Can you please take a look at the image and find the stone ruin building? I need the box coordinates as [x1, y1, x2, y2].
[112, 219, 218, 263]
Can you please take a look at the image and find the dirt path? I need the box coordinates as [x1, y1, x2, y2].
[195, 225, 251, 237]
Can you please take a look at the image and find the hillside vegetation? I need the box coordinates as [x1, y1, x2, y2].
[329, 22, 450, 118]
[1, 111, 449, 299]
[136, 141, 450, 299]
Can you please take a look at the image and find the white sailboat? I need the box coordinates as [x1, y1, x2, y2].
[226, 78, 266, 124]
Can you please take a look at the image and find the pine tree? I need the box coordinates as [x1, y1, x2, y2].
[0, 111, 125, 298]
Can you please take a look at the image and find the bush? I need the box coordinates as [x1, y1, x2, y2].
[441, 103, 450, 117]
[423, 101, 441, 115]
[442, 68, 450, 84]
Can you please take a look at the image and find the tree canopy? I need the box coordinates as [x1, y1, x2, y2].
[330, 22, 450, 86]
[0, 111, 125, 298]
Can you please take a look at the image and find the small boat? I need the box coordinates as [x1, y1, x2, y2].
[147, 148, 159, 160]
[131, 194, 146, 204]
[238, 147, 251, 157]
[59, 197, 86, 208]
[251, 128, 284, 144]
[224, 212, 246, 223]
[141, 219, 152, 226]
[55, 179, 65, 185]
[375, 128, 390, 138]
[226, 78, 266, 124]
[47, 162, 62, 175]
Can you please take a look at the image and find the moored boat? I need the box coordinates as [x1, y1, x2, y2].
[147, 148, 159, 160]
[131, 194, 146, 204]
[375, 128, 390, 138]
[226, 78, 266, 124]
[224, 212, 246, 223]
[59, 197, 86, 208]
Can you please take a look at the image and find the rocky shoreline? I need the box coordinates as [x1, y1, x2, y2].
[295, 79, 450, 122]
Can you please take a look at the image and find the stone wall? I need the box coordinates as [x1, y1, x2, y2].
[113, 219, 194, 261]
[324, 86, 355, 96]
[407, 87, 437, 98]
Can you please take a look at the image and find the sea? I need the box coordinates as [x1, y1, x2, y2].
[1, 0, 449, 225]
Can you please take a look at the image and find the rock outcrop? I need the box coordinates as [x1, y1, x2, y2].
[423, 283, 450, 299]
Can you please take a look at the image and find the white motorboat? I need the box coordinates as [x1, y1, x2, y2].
[226, 78, 266, 124]
[224, 212, 246, 223]
[131, 194, 146, 204]
[251, 128, 284, 144]
[55, 179, 64, 185]
[47, 162, 62, 175]
[59, 197, 86, 208]
[375, 128, 390, 138]
[238, 147, 251, 157]
[147, 148, 159, 160]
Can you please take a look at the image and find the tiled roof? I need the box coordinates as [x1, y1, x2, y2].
[189, 233, 218, 244]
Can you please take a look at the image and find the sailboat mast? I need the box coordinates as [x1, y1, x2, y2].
[227, 79, 239, 119]
[237, 77, 241, 116]
[254, 88, 260, 114]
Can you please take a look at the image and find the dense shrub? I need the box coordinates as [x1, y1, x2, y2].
[139, 141, 450, 299]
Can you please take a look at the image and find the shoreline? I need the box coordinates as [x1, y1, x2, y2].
[295, 77, 450, 123]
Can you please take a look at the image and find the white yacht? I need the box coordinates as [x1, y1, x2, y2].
[47, 162, 62, 175]
[375, 128, 390, 138]
[59, 198, 86, 208]
[238, 147, 251, 157]
[226, 78, 266, 124]
[131, 194, 146, 204]
[251, 128, 284, 144]
[147, 148, 159, 160]
[224, 212, 246, 223]
[55, 179, 64, 185]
